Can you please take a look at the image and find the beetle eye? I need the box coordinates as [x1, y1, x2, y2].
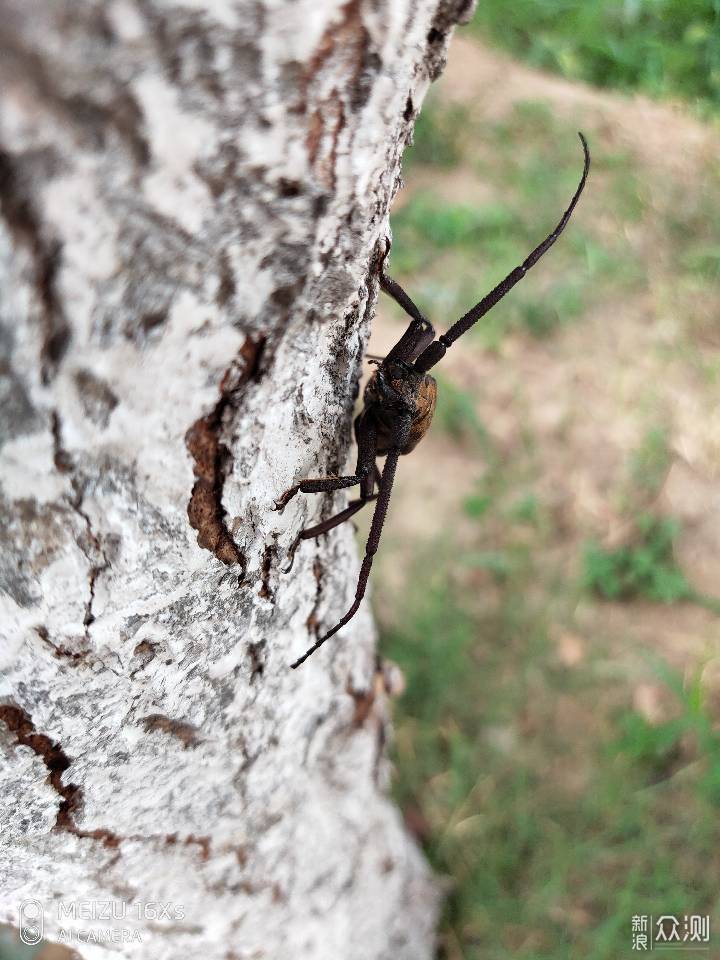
[388, 362, 404, 379]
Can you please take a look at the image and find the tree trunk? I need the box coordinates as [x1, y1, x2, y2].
[0, 1, 473, 957]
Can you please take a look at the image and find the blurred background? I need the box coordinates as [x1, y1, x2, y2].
[365, 1, 720, 958]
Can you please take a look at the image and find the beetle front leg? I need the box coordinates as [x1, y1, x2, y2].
[273, 470, 370, 513]
[273, 412, 378, 513]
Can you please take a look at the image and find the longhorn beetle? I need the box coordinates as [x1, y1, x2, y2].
[275, 133, 590, 669]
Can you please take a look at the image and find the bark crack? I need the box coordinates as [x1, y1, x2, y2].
[51, 409, 110, 641]
[0, 703, 109, 842]
[186, 335, 265, 569]
[0, 150, 70, 384]
[305, 555, 324, 636]
[344, 658, 406, 783]
[258, 543, 275, 600]
[0, 702, 211, 856]
[304, 0, 372, 111]
[303, 0, 372, 186]
[36, 624, 89, 665]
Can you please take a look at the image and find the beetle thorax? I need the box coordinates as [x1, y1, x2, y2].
[364, 362, 422, 409]
[364, 361, 437, 455]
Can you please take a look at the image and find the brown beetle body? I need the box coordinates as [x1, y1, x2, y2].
[363, 363, 437, 455]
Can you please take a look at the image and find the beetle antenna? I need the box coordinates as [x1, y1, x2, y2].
[414, 132, 590, 373]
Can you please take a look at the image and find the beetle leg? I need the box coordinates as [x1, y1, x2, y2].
[290, 451, 400, 668]
[289, 415, 411, 669]
[274, 414, 377, 512]
[282, 495, 378, 573]
[378, 238, 425, 325]
[380, 272, 429, 325]
[273, 471, 369, 512]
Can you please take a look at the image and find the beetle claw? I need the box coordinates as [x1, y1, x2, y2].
[273, 486, 297, 512]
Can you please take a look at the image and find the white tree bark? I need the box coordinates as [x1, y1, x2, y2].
[0, 2, 473, 957]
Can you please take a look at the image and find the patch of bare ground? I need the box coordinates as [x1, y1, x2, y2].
[442, 36, 720, 182]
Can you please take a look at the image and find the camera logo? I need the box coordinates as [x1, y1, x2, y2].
[19, 899, 44, 946]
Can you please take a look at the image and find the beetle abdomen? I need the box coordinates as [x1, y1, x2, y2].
[372, 373, 437, 455]
[403, 374, 437, 453]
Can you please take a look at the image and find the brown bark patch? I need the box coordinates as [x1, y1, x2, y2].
[307, 93, 346, 190]
[247, 641, 266, 681]
[51, 410, 73, 473]
[186, 336, 265, 568]
[258, 544, 274, 600]
[165, 833, 211, 861]
[347, 681, 375, 728]
[142, 714, 202, 749]
[73, 369, 119, 428]
[306, 557, 324, 635]
[303, 0, 371, 185]
[0, 702, 116, 843]
[216, 251, 236, 307]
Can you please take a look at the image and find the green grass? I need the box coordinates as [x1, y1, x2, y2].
[405, 97, 472, 170]
[507, 492, 541, 525]
[470, 0, 720, 116]
[388, 189, 610, 343]
[629, 427, 672, 496]
[663, 176, 720, 296]
[377, 418, 720, 958]
[613, 661, 720, 806]
[390, 195, 522, 275]
[582, 515, 693, 604]
[377, 419, 720, 957]
[381, 548, 720, 959]
[583, 514, 720, 614]
[433, 375, 491, 445]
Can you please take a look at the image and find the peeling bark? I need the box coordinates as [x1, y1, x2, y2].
[186, 335, 265, 570]
[0, 1, 474, 958]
